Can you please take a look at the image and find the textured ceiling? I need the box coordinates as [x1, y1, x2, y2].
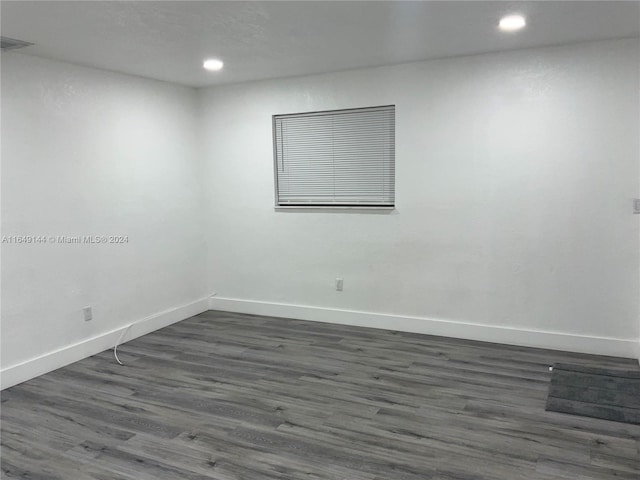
[2, 1, 639, 87]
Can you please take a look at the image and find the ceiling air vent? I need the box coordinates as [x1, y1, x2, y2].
[1, 36, 34, 51]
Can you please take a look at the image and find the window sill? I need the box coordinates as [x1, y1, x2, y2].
[275, 206, 396, 213]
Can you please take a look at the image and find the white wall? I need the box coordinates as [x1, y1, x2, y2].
[202, 39, 640, 357]
[1, 54, 209, 387]
[2, 39, 638, 390]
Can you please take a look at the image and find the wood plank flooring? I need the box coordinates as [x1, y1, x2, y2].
[2, 310, 639, 479]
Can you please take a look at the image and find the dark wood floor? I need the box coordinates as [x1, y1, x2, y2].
[2, 310, 639, 479]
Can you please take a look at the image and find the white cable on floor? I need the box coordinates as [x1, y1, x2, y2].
[113, 323, 134, 366]
[111, 294, 215, 365]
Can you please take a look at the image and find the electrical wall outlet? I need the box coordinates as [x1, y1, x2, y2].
[83, 306, 93, 322]
[335, 278, 343, 292]
[634, 199, 640, 214]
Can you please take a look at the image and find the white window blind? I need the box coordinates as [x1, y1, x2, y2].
[273, 105, 395, 207]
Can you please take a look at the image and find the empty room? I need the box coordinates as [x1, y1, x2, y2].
[1, 1, 639, 478]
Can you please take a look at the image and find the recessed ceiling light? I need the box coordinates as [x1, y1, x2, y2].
[203, 59, 224, 71]
[499, 14, 526, 32]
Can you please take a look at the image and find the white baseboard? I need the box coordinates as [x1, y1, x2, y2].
[209, 296, 638, 359]
[1, 297, 210, 390]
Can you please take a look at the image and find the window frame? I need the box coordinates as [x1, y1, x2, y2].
[272, 105, 396, 210]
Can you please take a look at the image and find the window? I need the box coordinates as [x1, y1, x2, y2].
[273, 105, 395, 207]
